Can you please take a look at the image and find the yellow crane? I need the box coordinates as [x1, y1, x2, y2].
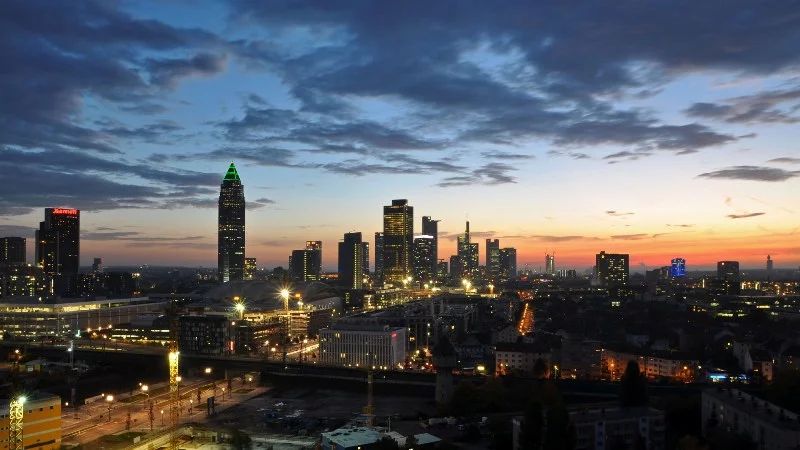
[9, 395, 25, 450]
[168, 301, 181, 450]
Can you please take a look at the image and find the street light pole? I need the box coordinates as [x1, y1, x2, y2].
[106, 395, 114, 422]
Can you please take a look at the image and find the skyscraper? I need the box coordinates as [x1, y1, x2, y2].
[361, 242, 370, 275]
[595, 251, 629, 287]
[413, 235, 435, 282]
[290, 249, 315, 282]
[218, 162, 246, 283]
[244, 257, 257, 280]
[382, 199, 413, 285]
[717, 261, 740, 282]
[486, 239, 500, 280]
[422, 216, 440, 279]
[305, 241, 322, 280]
[92, 257, 103, 273]
[374, 232, 384, 282]
[0, 237, 26, 265]
[457, 221, 478, 280]
[767, 255, 773, 273]
[499, 248, 517, 280]
[545, 253, 555, 275]
[670, 258, 686, 277]
[338, 232, 363, 289]
[36, 208, 80, 275]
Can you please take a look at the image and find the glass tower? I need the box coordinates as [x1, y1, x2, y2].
[218, 162, 245, 283]
[382, 199, 413, 285]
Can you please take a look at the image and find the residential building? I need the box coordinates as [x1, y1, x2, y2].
[596, 251, 629, 287]
[495, 342, 551, 376]
[319, 321, 407, 369]
[0, 392, 62, 450]
[178, 315, 232, 356]
[0, 237, 26, 265]
[218, 163, 245, 282]
[601, 347, 698, 382]
[702, 388, 800, 450]
[382, 200, 413, 286]
[569, 407, 665, 450]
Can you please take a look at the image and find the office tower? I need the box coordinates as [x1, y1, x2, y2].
[457, 221, 479, 279]
[338, 232, 363, 289]
[36, 208, 80, 275]
[305, 241, 322, 281]
[1, 237, 26, 265]
[413, 235, 436, 282]
[545, 253, 555, 275]
[486, 239, 500, 279]
[361, 242, 370, 275]
[244, 257, 257, 280]
[595, 251, 629, 287]
[92, 257, 103, 273]
[670, 258, 686, 277]
[218, 162, 246, 283]
[499, 248, 517, 279]
[289, 249, 316, 281]
[437, 260, 448, 279]
[717, 261, 740, 281]
[374, 232, 384, 281]
[422, 216, 440, 278]
[767, 255, 773, 273]
[450, 255, 463, 278]
[382, 199, 413, 285]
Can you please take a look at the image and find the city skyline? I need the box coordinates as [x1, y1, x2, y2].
[0, 2, 798, 270]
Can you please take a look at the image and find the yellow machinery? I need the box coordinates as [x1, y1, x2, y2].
[9, 396, 24, 450]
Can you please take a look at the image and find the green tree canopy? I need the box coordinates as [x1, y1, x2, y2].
[620, 360, 648, 407]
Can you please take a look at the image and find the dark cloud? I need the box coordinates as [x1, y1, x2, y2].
[481, 151, 535, 160]
[698, 166, 800, 182]
[685, 87, 800, 124]
[247, 197, 277, 210]
[768, 157, 800, 164]
[667, 224, 695, 228]
[606, 211, 635, 217]
[530, 235, 600, 243]
[436, 163, 517, 187]
[0, 225, 34, 238]
[611, 234, 649, 240]
[146, 53, 228, 88]
[603, 151, 653, 163]
[727, 212, 766, 219]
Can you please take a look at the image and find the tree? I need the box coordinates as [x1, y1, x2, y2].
[543, 404, 575, 450]
[518, 400, 544, 450]
[227, 428, 251, 450]
[766, 369, 800, 414]
[372, 436, 400, 450]
[404, 435, 418, 450]
[619, 360, 648, 407]
[533, 358, 549, 379]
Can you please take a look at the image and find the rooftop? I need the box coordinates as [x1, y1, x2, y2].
[568, 406, 664, 424]
[223, 162, 241, 183]
[321, 427, 382, 447]
[704, 388, 800, 430]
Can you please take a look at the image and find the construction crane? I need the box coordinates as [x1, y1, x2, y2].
[363, 353, 374, 427]
[9, 395, 25, 450]
[167, 300, 181, 450]
[281, 289, 290, 365]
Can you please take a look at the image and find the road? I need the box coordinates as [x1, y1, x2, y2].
[60, 377, 263, 446]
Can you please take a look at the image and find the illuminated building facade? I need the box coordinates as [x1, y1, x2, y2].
[1, 237, 26, 265]
[0, 392, 62, 450]
[456, 222, 479, 280]
[374, 232, 384, 281]
[244, 257, 257, 280]
[36, 208, 80, 275]
[319, 322, 407, 369]
[305, 241, 322, 280]
[422, 216, 440, 279]
[486, 239, 500, 279]
[670, 258, 686, 277]
[545, 253, 555, 275]
[338, 232, 363, 289]
[218, 162, 245, 283]
[413, 235, 435, 282]
[596, 251, 629, 287]
[361, 242, 370, 275]
[382, 200, 413, 285]
[500, 248, 517, 279]
[290, 249, 315, 281]
[717, 260, 741, 295]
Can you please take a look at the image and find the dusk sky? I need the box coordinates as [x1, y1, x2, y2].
[1, 1, 798, 271]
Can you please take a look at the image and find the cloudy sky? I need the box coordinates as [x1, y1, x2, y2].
[1, 0, 798, 271]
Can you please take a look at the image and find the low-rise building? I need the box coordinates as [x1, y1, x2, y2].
[320, 427, 440, 450]
[601, 347, 698, 382]
[570, 407, 665, 450]
[495, 342, 551, 376]
[0, 392, 62, 450]
[702, 388, 800, 450]
[178, 315, 231, 356]
[319, 320, 407, 369]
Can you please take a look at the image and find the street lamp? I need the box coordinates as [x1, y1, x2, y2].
[234, 302, 245, 320]
[189, 399, 193, 417]
[106, 395, 114, 422]
[204, 367, 212, 375]
[160, 409, 164, 427]
[221, 387, 226, 403]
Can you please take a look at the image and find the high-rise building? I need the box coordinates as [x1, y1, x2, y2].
[486, 239, 500, 280]
[374, 232, 384, 281]
[670, 258, 686, 277]
[767, 255, 773, 273]
[0, 237, 26, 265]
[290, 250, 315, 282]
[413, 235, 436, 282]
[595, 251, 629, 287]
[338, 232, 363, 289]
[545, 253, 555, 275]
[717, 261, 740, 282]
[382, 199, 413, 285]
[361, 242, 370, 275]
[92, 257, 103, 273]
[437, 260, 448, 280]
[457, 221, 479, 279]
[218, 162, 245, 283]
[450, 255, 463, 278]
[499, 248, 517, 280]
[305, 241, 322, 280]
[36, 208, 80, 275]
[245, 257, 257, 280]
[422, 216, 440, 279]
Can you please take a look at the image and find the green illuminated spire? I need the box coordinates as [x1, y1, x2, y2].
[223, 162, 241, 183]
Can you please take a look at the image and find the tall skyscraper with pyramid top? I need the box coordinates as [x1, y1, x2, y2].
[218, 162, 245, 283]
